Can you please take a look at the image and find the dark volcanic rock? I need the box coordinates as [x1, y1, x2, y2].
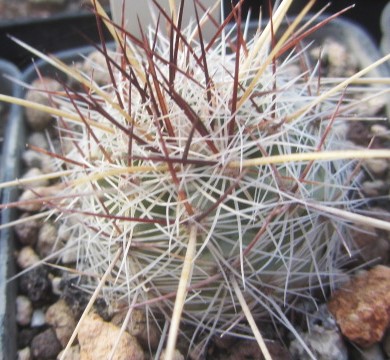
[19, 267, 52, 303]
[31, 328, 62, 359]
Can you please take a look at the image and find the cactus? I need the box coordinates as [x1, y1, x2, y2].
[1, 0, 390, 358]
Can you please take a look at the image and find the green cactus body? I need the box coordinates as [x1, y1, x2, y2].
[51, 18, 358, 345]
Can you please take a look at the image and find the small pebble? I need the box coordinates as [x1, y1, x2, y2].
[60, 279, 89, 318]
[17, 189, 46, 212]
[22, 149, 54, 174]
[328, 265, 390, 347]
[37, 221, 59, 258]
[51, 277, 62, 296]
[30, 309, 46, 328]
[361, 180, 388, 197]
[60, 241, 78, 264]
[31, 328, 62, 360]
[21, 167, 50, 188]
[351, 225, 389, 264]
[112, 309, 160, 349]
[81, 50, 116, 86]
[371, 124, 390, 139]
[361, 180, 389, 197]
[17, 347, 31, 360]
[220, 339, 290, 360]
[17, 246, 40, 269]
[57, 345, 80, 360]
[14, 213, 40, 246]
[289, 328, 347, 360]
[78, 312, 145, 360]
[160, 349, 184, 360]
[27, 132, 49, 150]
[17, 328, 41, 349]
[45, 299, 77, 347]
[16, 296, 33, 327]
[311, 39, 358, 77]
[57, 223, 71, 241]
[17, 184, 63, 212]
[25, 77, 62, 131]
[289, 305, 347, 360]
[364, 158, 389, 176]
[19, 267, 51, 303]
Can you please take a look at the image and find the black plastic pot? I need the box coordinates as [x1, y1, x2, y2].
[0, 11, 111, 69]
[223, 0, 389, 45]
[292, 0, 389, 45]
[0, 60, 23, 360]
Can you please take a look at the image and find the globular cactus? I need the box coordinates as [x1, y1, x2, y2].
[2, 0, 390, 358]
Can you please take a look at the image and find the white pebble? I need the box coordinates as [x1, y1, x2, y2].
[290, 328, 348, 360]
[160, 349, 184, 360]
[25, 77, 62, 131]
[17, 247, 40, 269]
[30, 309, 46, 328]
[17, 185, 63, 212]
[51, 277, 62, 296]
[22, 149, 54, 174]
[361, 180, 387, 197]
[17, 189, 45, 212]
[371, 124, 390, 138]
[37, 221, 59, 258]
[364, 158, 389, 176]
[14, 213, 40, 246]
[57, 219, 78, 256]
[27, 132, 49, 150]
[82, 50, 117, 86]
[60, 240, 78, 264]
[16, 296, 33, 326]
[17, 347, 31, 360]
